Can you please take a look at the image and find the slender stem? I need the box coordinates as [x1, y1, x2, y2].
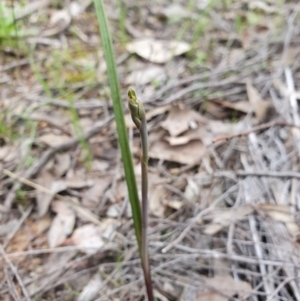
[140, 118, 148, 257]
[128, 88, 154, 301]
[140, 118, 154, 301]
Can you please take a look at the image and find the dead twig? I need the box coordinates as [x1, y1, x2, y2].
[0, 245, 31, 301]
[161, 75, 245, 105]
[155, 251, 300, 269]
[0, 59, 30, 72]
[212, 120, 300, 143]
[3, 205, 33, 250]
[6, 245, 118, 258]
[248, 214, 272, 296]
[161, 184, 239, 253]
[145, 50, 272, 105]
[266, 277, 295, 301]
[3, 265, 21, 301]
[33, 96, 105, 110]
[212, 170, 300, 180]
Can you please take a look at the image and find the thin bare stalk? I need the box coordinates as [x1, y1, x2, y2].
[128, 87, 154, 301]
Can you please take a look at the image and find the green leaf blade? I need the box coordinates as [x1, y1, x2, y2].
[93, 0, 142, 250]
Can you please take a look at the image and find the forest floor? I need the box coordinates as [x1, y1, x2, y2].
[1, 0, 300, 300]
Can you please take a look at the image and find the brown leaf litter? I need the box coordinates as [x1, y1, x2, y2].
[196, 275, 252, 301]
[149, 104, 242, 165]
[48, 201, 76, 248]
[246, 78, 274, 123]
[2, 0, 300, 300]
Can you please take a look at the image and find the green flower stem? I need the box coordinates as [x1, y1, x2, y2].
[128, 87, 154, 301]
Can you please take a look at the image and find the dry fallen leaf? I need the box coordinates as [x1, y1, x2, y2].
[149, 140, 206, 165]
[149, 186, 167, 217]
[161, 105, 207, 137]
[42, 9, 71, 37]
[71, 224, 104, 254]
[164, 199, 184, 210]
[125, 66, 167, 85]
[30, 111, 68, 129]
[7, 217, 51, 255]
[36, 176, 67, 217]
[159, 4, 196, 20]
[0, 145, 11, 161]
[77, 273, 103, 301]
[249, 1, 278, 14]
[54, 153, 71, 177]
[82, 177, 112, 209]
[207, 120, 242, 138]
[39, 133, 70, 147]
[195, 275, 252, 301]
[184, 178, 199, 204]
[101, 218, 121, 240]
[204, 101, 229, 119]
[71, 219, 119, 254]
[91, 159, 110, 172]
[14, 0, 52, 20]
[64, 177, 94, 189]
[273, 78, 300, 99]
[281, 47, 300, 67]
[79, 117, 95, 132]
[203, 205, 253, 235]
[0, 145, 17, 162]
[246, 78, 272, 122]
[196, 289, 227, 301]
[165, 127, 212, 146]
[106, 203, 122, 218]
[227, 48, 245, 66]
[258, 204, 300, 236]
[0, 219, 18, 236]
[212, 99, 252, 114]
[110, 181, 128, 203]
[126, 39, 191, 64]
[48, 201, 76, 248]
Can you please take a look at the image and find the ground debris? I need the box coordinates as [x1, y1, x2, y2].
[2, 0, 300, 300]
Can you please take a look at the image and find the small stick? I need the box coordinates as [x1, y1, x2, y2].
[212, 120, 300, 143]
[0, 245, 32, 301]
[3, 264, 21, 301]
[212, 170, 300, 180]
[162, 183, 239, 253]
[3, 205, 33, 249]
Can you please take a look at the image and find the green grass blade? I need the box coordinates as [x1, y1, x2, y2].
[93, 0, 142, 250]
